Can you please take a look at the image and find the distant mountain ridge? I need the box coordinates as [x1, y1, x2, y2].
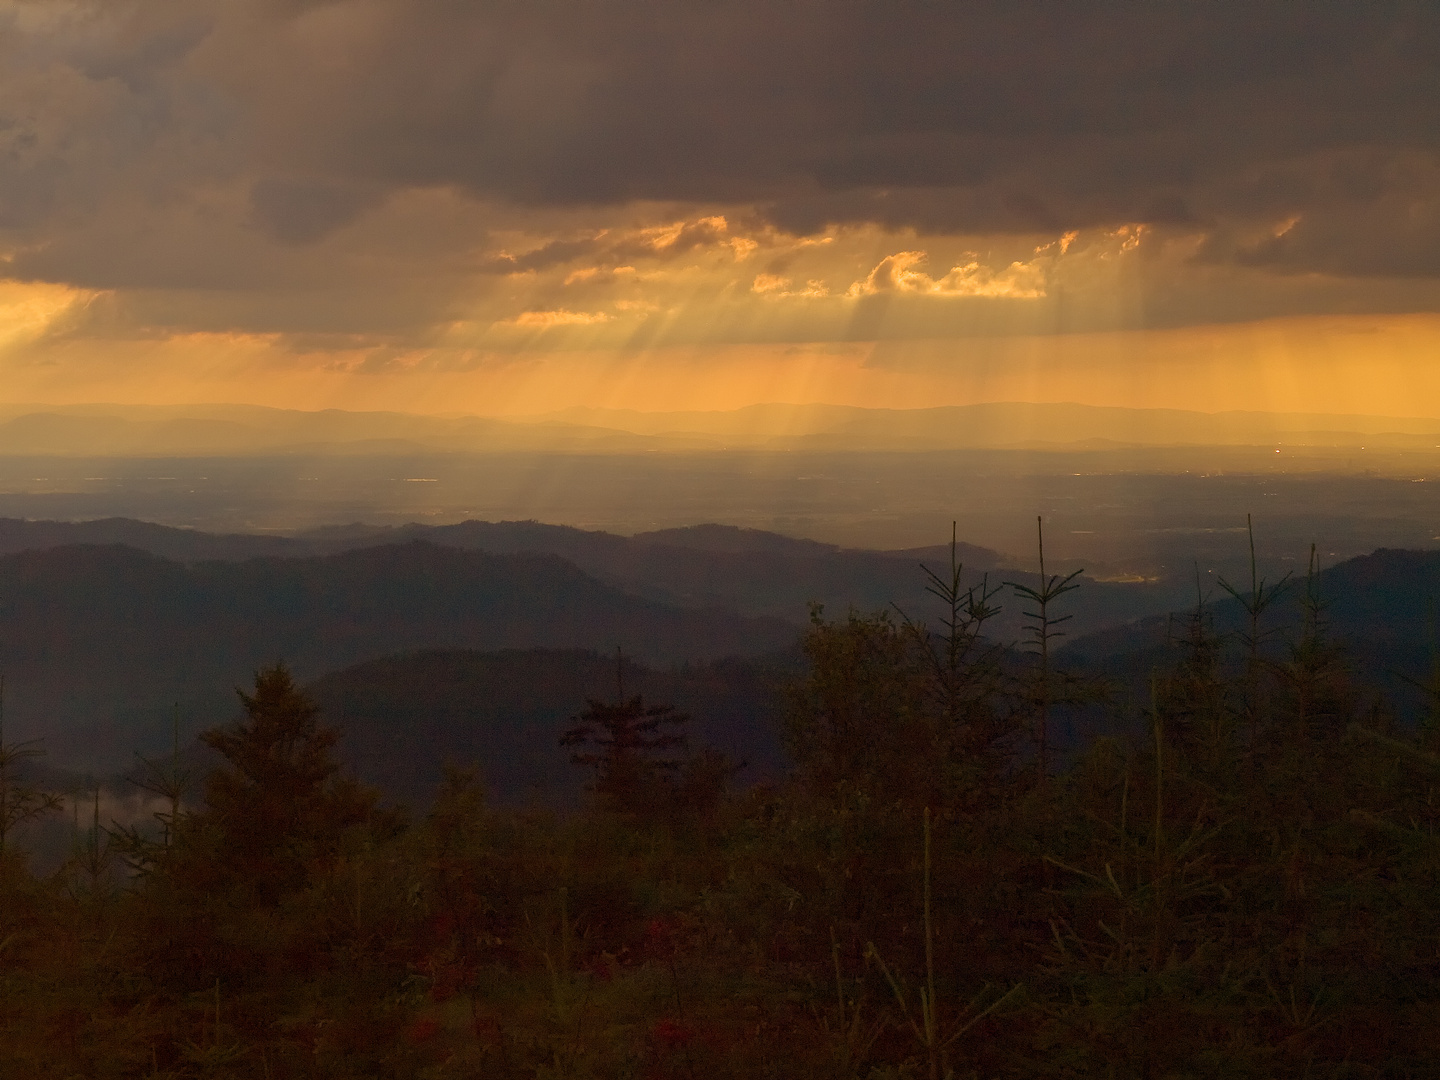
[0, 514, 1177, 641]
[0, 405, 686, 455]
[1, 400, 1437, 455]
[537, 401, 1440, 449]
[0, 516, 305, 561]
[0, 516, 1010, 622]
[0, 540, 797, 770]
[11, 524, 1440, 799]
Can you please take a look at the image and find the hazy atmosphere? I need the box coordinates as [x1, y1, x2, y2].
[3, 4, 1440, 1077]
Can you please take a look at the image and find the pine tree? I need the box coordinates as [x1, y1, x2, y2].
[1007, 517, 1084, 777]
[197, 663, 374, 903]
[107, 704, 194, 877]
[561, 656, 689, 816]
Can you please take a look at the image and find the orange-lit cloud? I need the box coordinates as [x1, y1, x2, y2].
[501, 309, 612, 328]
[0, 280, 101, 350]
[2, 5, 1439, 420]
[4, 200, 1440, 423]
[846, 250, 1048, 299]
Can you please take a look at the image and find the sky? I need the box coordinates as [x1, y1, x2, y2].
[2, 1, 1439, 418]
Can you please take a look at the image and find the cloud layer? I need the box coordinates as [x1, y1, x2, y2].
[1, 1, 1439, 409]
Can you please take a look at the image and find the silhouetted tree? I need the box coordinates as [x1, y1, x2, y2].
[896, 521, 1010, 766]
[0, 677, 62, 858]
[1273, 543, 1352, 743]
[561, 687, 689, 816]
[196, 663, 374, 903]
[1218, 513, 1292, 732]
[1007, 516, 1083, 776]
[107, 705, 194, 877]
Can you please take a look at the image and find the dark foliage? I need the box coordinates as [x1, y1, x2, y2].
[309, 646, 789, 805]
[5, 544, 1440, 1077]
[199, 664, 376, 903]
[562, 693, 689, 816]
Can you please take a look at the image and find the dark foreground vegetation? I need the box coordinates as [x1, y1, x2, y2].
[2, 537, 1440, 1078]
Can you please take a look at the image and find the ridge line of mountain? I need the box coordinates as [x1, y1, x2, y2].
[1, 400, 1438, 455]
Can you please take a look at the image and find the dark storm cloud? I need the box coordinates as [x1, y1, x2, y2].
[4, 1, 1439, 281]
[248, 178, 385, 244]
[213, 1, 1440, 265]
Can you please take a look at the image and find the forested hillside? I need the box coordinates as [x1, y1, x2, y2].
[2, 538, 1440, 1077]
[0, 515, 1172, 636]
[310, 648, 789, 805]
[1063, 546, 1440, 726]
[0, 541, 795, 765]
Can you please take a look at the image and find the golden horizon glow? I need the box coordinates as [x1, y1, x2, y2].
[3, 5, 1438, 439]
[2, 304, 1439, 423]
[4, 209, 1440, 425]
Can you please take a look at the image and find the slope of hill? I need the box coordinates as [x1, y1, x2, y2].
[309, 648, 790, 806]
[373, 520, 1017, 621]
[0, 516, 307, 561]
[0, 516, 1012, 614]
[0, 513, 1180, 645]
[9, 512, 1178, 632]
[0, 542, 797, 770]
[1060, 547, 1440, 724]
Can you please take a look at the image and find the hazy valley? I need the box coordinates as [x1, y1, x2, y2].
[0, 399, 1436, 787]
